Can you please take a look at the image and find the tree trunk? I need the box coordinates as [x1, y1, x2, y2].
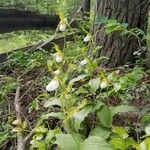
[81, 0, 91, 19]
[93, 0, 149, 67]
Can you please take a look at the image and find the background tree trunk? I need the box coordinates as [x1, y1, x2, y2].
[94, 0, 149, 67]
[81, 0, 91, 19]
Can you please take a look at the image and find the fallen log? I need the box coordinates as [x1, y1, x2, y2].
[0, 4, 89, 63]
[0, 31, 77, 63]
[0, 8, 60, 33]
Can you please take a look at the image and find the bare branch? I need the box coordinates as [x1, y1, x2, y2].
[14, 85, 21, 120]
[23, 129, 35, 143]
[14, 85, 26, 150]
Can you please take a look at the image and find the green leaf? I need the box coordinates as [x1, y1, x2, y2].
[41, 112, 64, 120]
[90, 126, 111, 139]
[29, 100, 39, 112]
[145, 124, 150, 136]
[113, 83, 121, 92]
[110, 136, 137, 149]
[111, 105, 136, 116]
[12, 127, 23, 135]
[0, 132, 9, 143]
[69, 74, 88, 84]
[121, 23, 129, 28]
[45, 129, 61, 144]
[92, 102, 104, 112]
[126, 137, 138, 148]
[138, 138, 150, 150]
[34, 133, 43, 140]
[43, 97, 61, 108]
[112, 127, 128, 139]
[35, 126, 48, 133]
[109, 137, 126, 150]
[72, 105, 93, 131]
[95, 15, 107, 24]
[96, 105, 113, 127]
[88, 78, 100, 93]
[80, 136, 113, 150]
[141, 113, 150, 125]
[75, 87, 89, 95]
[30, 140, 47, 150]
[45, 130, 55, 144]
[55, 134, 82, 150]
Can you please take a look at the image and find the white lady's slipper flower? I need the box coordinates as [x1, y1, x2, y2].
[80, 59, 87, 66]
[100, 79, 109, 89]
[52, 53, 63, 63]
[133, 51, 139, 55]
[59, 18, 68, 32]
[73, 112, 83, 120]
[83, 34, 91, 42]
[46, 78, 59, 92]
[59, 23, 67, 32]
[55, 54, 63, 63]
[53, 69, 60, 75]
[145, 126, 150, 135]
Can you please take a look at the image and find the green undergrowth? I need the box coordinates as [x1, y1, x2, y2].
[0, 2, 150, 149]
[0, 36, 150, 149]
[0, 30, 54, 54]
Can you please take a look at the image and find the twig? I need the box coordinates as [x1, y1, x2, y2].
[14, 84, 35, 150]
[14, 85, 21, 120]
[19, 67, 46, 101]
[14, 74, 45, 149]
[14, 85, 25, 150]
[0, 140, 10, 149]
[23, 129, 35, 143]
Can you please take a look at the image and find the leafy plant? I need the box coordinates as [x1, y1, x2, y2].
[0, 2, 149, 149]
[0, 122, 15, 147]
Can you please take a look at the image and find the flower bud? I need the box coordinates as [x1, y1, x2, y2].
[55, 54, 63, 63]
[145, 126, 150, 135]
[53, 69, 60, 75]
[73, 112, 83, 120]
[59, 23, 67, 32]
[100, 79, 109, 89]
[46, 78, 59, 91]
[80, 59, 87, 66]
[84, 34, 91, 42]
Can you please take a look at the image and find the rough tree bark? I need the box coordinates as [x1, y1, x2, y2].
[93, 0, 149, 67]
